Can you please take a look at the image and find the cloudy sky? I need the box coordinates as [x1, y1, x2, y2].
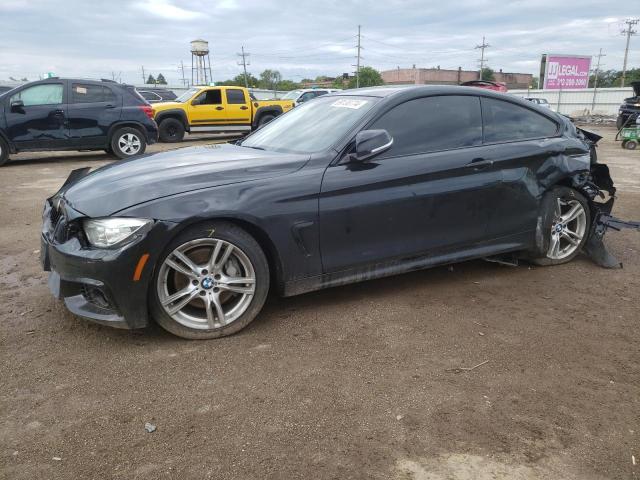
[0, 0, 636, 85]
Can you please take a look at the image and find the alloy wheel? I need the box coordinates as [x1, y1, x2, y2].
[118, 133, 141, 155]
[157, 238, 256, 330]
[547, 198, 587, 260]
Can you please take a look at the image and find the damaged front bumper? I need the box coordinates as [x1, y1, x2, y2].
[41, 198, 177, 329]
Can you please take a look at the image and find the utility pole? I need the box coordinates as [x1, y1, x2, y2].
[620, 18, 638, 87]
[354, 25, 362, 88]
[591, 48, 606, 111]
[237, 46, 251, 88]
[475, 36, 490, 80]
[141, 65, 146, 84]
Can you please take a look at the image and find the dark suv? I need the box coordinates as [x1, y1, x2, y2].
[0, 78, 158, 166]
[617, 81, 640, 129]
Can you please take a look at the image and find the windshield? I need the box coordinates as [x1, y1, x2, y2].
[175, 87, 200, 102]
[241, 95, 379, 154]
[281, 90, 303, 100]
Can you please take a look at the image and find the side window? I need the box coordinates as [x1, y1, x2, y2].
[298, 92, 315, 103]
[71, 84, 115, 103]
[481, 98, 558, 143]
[140, 91, 161, 102]
[369, 95, 482, 158]
[226, 89, 246, 104]
[193, 89, 222, 105]
[10, 84, 63, 106]
[315, 91, 328, 97]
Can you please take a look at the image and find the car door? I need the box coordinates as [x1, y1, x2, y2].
[187, 88, 225, 126]
[67, 82, 121, 147]
[478, 96, 564, 239]
[319, 94, 504, 273]
[4, 82, 68, 149]
[224, 88, 251, 125]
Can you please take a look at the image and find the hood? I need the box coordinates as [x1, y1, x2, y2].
[60, 144, 309, 217]
[151, 101, 183, 112]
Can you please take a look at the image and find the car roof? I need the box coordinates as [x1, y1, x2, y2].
[331, 84, 512, 98]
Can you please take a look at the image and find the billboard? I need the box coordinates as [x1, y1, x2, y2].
[541, 54, 592, 90]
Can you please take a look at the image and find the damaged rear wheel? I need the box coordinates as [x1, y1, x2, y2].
[531, 187, 590, 266]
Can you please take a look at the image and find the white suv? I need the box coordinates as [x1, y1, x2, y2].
[281, 88, 341, 106]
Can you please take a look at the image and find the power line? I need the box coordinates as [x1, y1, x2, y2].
[620, 18, 638, 87]
[475, 36, 490, 80]
[237, 46, 250, 88]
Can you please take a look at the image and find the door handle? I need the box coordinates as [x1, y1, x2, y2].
[468, 158, 493, 170]
[105, 104, 115, 109]
[240, 106, 248, 110]
[53, 109, 65, 116]
[215, 106, 224, 111]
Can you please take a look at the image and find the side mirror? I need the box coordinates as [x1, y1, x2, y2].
[10, 100, 24, 112]
[352, 129, 393, 162]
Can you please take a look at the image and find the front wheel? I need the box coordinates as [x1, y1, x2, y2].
[530, 187, 590, 266]
[158, 118, 185, 143]
[150, 222, 270, 339]
[110, 127, 146, 159]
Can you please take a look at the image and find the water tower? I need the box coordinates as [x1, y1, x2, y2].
[191, 39, 213, 85]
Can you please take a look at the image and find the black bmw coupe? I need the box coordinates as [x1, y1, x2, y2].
[41, 86, 617, 339]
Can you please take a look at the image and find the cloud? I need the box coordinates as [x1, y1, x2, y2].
[0, 0, 636, 85]
[132, 0, 204, 20]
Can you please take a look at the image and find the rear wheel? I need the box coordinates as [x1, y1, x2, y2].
[530, 187, 590, 266]
[624, 140, 637, 150]
[158, 118, 185, 143]
[0, 137, 9, 167]
[110, 127, 146, 159]
[150, 222, 270, 339]
[257, 113, 276, 127]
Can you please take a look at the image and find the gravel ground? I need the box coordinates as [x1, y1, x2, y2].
[1, 128, 639, 480]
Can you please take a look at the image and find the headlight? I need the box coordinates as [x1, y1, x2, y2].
[83, 218, 153, 248]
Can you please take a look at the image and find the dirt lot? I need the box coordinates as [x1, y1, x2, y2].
[1, 128, 639, 480]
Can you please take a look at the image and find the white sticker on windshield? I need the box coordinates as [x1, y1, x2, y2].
[330, 99, 368, 109]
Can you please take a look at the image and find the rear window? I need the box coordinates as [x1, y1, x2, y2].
[481, 98, 558, 143]
[226, 89, 246, 104]
[72, 84, 116, 104]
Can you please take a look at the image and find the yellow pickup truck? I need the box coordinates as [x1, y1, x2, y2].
[152, 86, 294, 142]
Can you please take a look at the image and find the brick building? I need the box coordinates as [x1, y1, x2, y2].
[381, 67, 533, 89]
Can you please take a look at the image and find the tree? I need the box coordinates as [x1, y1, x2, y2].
[348, 66, 383, 88]
[259, 69, 282, 90]
[530, 77, 539, 89]
[146, 74, 156, 85]
[480, 67, 495, 81]
[278, 80, 300, 91]
[156, 73, 167, 85]
[589, 68, 640, 88]
[217, 73, 259, 87]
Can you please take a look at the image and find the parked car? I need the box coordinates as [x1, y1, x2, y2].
[461, 80, 508, 93]
[137, 87, 177, 103]
[616, 81, 640, 129]
[41, 86, 617, 339]
[0, 78, 158, 166]
[524, 97, 551, 109]
[152, 86, 294, 142]
[281, 88, 341, 106]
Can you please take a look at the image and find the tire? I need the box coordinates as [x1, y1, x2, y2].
[622, 140, 628, 149]
[0, 137, 9, 167]
[530, 186, 591, 266]
[625, 140, 637, 150]
[616, 116, 624, 130]
[257, 113, 276, 127]
[150, 221, 270, 340]
[158, 118, 185, 143]
[110, 127, 146, 159]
